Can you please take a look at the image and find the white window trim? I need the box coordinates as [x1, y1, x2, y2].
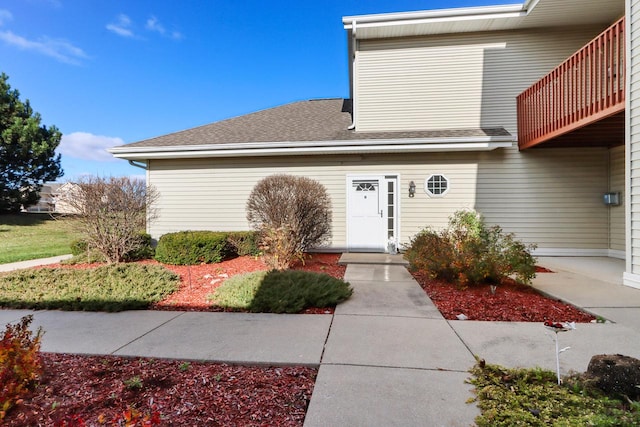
[424, 174, 449, 197]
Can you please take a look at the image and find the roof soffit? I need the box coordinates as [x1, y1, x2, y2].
[343, 0, 624, 39]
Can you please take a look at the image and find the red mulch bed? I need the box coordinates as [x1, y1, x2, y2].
[411, 270, 595, 322]
[4, 353, 316, 426]
[9, 255, 596, 424]
[152, 253, 345, 313]
[43, 253, 346, 314]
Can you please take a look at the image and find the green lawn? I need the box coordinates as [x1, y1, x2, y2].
[0, 214, 82, 264]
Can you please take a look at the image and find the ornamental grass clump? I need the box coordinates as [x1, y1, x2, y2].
[405, 209, 536, 287]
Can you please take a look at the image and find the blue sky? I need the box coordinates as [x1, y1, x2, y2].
[0, 0, 517, 181]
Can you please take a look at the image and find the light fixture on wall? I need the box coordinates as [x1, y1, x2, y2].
[408, 181, 416, 198]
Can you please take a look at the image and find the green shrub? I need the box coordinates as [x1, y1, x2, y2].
[226, 231, 260, 256]
[1, 315, 42, 420]
[469, 359, 640, 426]
[210, 270, 268, 310]
[405, 210, 536, 287]
[123, 233, 155, 261]
[155, 231, 231, 265]
[69, 233, 154, 262]
[0, 264, 179, 312]
[70, 239, 87, 256]
[210, 270, 352, 313]
[251, 270, 353, 313]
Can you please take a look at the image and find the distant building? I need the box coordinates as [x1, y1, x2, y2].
[23, 182, 81, 214]
[24, 183, 62, 213]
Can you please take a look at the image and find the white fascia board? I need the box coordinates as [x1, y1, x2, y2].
[342, 3, 526, 29]
[109, 137, 514, 160]
[342, 4, 525, 27]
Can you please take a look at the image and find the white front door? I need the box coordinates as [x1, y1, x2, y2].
[347, 175, 397, 252]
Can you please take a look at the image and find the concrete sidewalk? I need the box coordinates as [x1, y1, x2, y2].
[1, 254, 639, 426]
[0, 254, 72, 272]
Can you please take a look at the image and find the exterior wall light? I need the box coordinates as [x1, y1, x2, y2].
[408, 181, 416, 198]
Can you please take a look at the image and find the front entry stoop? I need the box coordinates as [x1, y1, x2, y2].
[338, 252, 409, 265]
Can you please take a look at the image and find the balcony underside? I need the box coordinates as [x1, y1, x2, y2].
[523, 109, 624, 149]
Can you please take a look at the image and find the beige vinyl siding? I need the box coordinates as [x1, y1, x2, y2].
[630, 0, 640, 275]
[354, 25, 606, 133]
[148, 146, 608, 252]
[609, 146, 625, 252]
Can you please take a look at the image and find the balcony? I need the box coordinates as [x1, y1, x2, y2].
[517, 17, 625, 150]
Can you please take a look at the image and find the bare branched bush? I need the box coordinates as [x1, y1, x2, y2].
[60, 176, 158, 264]
[246, 174, 332, 270]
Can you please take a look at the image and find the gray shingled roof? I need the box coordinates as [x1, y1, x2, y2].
[116, 98, 511, 149]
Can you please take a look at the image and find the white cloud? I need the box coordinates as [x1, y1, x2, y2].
[106, 14, 135, 38]
[0, 9, 12, 26]
[146, 15, 183, 40]
[58, 132, 124, 162]
[0, 30, 88, 64]
[145, 16, 165, 35]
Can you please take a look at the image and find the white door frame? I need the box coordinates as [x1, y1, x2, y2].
[346, 174, 400, 252]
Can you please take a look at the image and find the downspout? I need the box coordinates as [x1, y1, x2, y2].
[348, 19, 357, 130]
[128, 160, 148, 170]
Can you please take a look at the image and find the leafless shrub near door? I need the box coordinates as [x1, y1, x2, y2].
[59, 176, 158, 263]
[246, 174, 332, 270]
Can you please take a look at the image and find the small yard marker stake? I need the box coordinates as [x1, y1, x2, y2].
[543, 321, 576, 384]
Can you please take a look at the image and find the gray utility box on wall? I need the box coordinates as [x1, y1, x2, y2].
[603, 192, 621, 206]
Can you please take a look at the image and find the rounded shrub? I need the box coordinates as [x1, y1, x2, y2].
[246, 174, 332, 270]
[405, 209, 537, 287]
[155, 231, 230, 265]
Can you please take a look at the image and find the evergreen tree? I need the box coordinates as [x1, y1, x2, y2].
[0, 72, 63, 213]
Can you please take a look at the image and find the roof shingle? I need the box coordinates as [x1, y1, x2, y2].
[116, 98, 511, 149]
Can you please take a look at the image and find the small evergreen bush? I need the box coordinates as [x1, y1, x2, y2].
[69, 233, 154, 262]
[155, 231, 231, 265]
[1, 315, 42, 420]
[226, 231, 260, 256]
[69, 239, 87, 256]
[405, 210, 536, 287]
[210, 270, 268, 310]
[123, 232, 155, 261]
[210, 270, 352, 313]
[0, 264, 179, 312]
[251, 270, 353, 313]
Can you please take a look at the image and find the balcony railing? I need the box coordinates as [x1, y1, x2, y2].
[517, 17, 625, 150]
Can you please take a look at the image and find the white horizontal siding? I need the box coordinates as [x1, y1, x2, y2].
[609, 146, 626, 252]
[630, 0, 640, 277]
[148, 146, 608, 252]
[354, 25, 607, 133]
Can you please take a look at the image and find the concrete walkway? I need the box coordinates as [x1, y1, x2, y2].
[0, 254, 72, 272]
[1, 254, 639, 426]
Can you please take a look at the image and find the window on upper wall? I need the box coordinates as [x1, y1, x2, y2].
[425, 174, 449, 197]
